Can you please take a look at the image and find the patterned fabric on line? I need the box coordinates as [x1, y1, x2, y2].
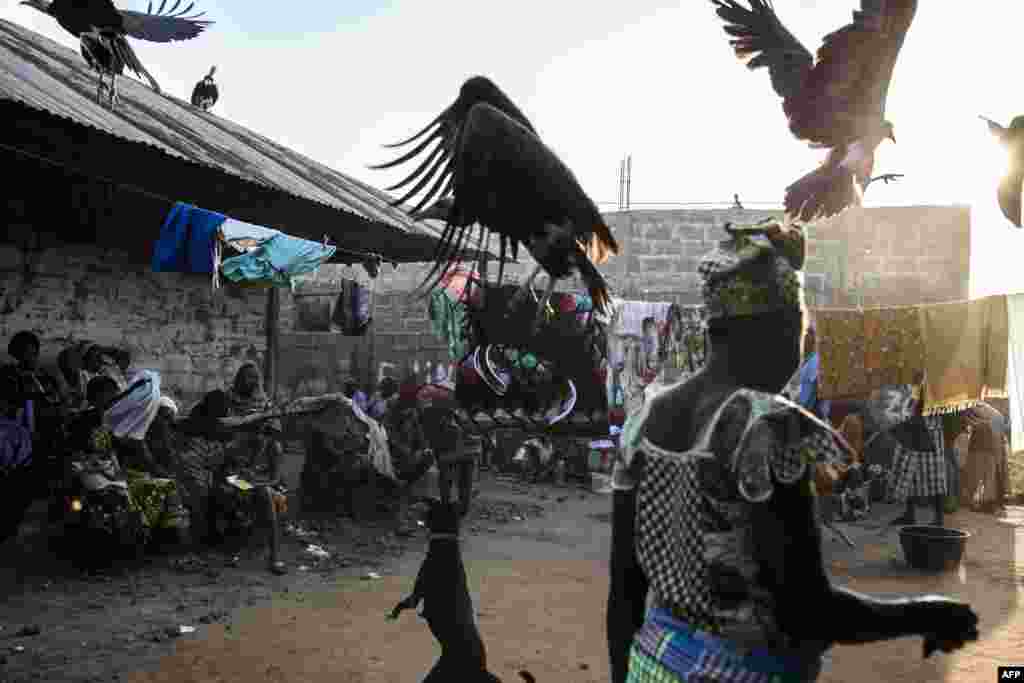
[626, 610, 819, 682]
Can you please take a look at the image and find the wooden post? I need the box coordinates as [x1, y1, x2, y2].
[265, 287, 280, 401]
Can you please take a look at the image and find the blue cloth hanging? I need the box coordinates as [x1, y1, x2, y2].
[221, 233, 337, 287]
[152, 202, 227, 274]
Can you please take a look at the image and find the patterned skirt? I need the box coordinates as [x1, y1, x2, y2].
[627, 610, 821, 683]
[887, 445, 948, 501]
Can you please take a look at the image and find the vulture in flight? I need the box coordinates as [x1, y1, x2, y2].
[21, 0, 213, 109]
[710, 0, 917, 222]
[981, 115, 1024, 228]
[371, 76, 619, 330]
[191, 65, 218, 110]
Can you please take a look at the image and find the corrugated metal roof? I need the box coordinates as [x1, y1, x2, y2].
[0, 18, 442, 242]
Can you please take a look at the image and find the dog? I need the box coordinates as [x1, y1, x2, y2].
[388, 498, 535, 683]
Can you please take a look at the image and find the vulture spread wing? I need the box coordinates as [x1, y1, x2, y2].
[372, 76, 538, 216]
[713, 1, 917, 146]
[119, 0, 212, 42]
[792, 0, 917, 144]
[373, 76, 617, 296]
[710, 0, 814, 104]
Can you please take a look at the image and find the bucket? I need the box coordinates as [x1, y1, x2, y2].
[898, 525, 970, 572]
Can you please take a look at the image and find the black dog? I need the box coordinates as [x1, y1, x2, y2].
[388, 498, 535, 683]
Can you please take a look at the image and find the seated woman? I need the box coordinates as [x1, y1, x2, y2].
[64, 377, 186, 541]
[0, 372, 37, 545]
[607, 222, 978, 683]
[191, 368, 287, 575]
[225, 362, 284, 483]
[2, 331, 68, 463]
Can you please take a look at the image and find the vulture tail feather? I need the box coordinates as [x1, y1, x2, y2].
[406, 169, 453, 217]
[112, 36, 161, 93]
[784, 164, 859, 223]
[370, 131, 443, 171]
[383, 113, 446, 149]
[415, 224, 467, 297]
[382, 143, 447, 191]
[385, 147, 448, 194]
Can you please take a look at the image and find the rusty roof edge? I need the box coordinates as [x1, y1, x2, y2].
[0, 98, 451, 262]
[0, 19, 443, 241]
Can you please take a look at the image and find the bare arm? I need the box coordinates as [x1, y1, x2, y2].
[751, 422, 978, 651]
[607, 457, 648, 683]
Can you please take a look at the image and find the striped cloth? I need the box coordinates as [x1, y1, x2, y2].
[627, 609, 821, 683]
[887, 445, 948, 501]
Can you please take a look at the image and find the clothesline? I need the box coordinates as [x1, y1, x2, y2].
[0, 141, 390, 266]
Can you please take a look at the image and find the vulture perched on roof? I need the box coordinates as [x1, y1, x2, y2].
[191, 65, 218, 110]
[371, 76, 619, 331]
[981, 115, 1024, 228]
[21, 0, 212, 110]
[710, 0, 917, 222]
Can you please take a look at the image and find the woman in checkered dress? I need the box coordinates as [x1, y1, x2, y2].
[606, 221, 979, 683]
[887, 412, 948, 526]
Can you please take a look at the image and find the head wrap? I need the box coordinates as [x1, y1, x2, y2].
[698, 219, 805, 320]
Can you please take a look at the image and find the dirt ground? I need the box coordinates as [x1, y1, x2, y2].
[1, 471, 1023, 683]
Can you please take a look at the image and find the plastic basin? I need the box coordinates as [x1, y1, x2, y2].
[898, 525, 970, 572]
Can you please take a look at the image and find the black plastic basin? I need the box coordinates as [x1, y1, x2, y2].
[898, 525, 970, 572]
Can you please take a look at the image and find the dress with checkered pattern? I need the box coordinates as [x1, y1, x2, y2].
[621, 388, 848, 652]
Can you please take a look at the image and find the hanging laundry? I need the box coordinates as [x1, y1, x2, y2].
[1007, 294, 1024, 452]
[818, 305, 926, 400]
[331, 279, 372, 336]
[609, 300, 674, 337]
[221, 233, 336, 288]
[428, 289, 470, 361]
[152, 203, 224, 274]
[219, 218, 282, 252]
[919, 295, 1008, 415]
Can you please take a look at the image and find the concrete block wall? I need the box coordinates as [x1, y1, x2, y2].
[1, 206, 969, 406]
[0, 242, 289, 408]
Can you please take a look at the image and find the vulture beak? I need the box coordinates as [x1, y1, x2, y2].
[888, 131, 896, 144]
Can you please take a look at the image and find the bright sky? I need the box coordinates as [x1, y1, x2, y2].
[3, 0, 1024, 295]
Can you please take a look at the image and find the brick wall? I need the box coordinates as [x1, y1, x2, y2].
[0, 242, 290, 408]
[600, 206, 970, 307]
[1, 206, 969, 406]
[281, 206, 970, 393]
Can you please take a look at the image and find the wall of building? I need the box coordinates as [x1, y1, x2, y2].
[1, 206, 969, 407]
[0, 242, 287, 408]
